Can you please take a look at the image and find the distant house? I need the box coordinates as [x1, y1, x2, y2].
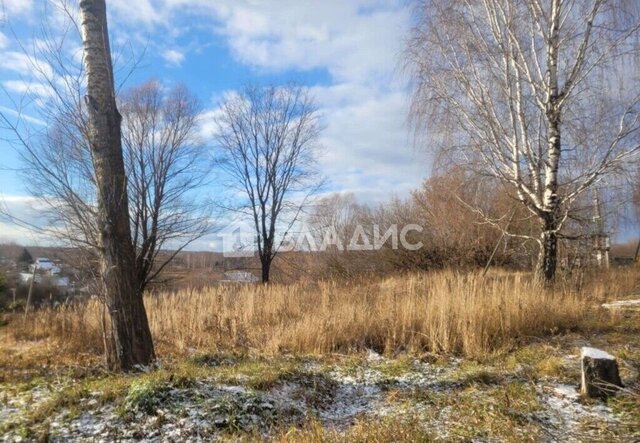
[221, 270, 259, 283]
[29, 258, 61, 275]
[52, 276, 69, 288]
[19, 273, 42, 285]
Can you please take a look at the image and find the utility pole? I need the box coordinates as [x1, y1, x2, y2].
[24, 264, 37, 317]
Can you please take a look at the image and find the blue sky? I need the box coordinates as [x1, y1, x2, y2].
[0, 0, 428, 246]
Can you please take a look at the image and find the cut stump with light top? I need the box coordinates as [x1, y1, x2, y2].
[580, 347, 622, 399]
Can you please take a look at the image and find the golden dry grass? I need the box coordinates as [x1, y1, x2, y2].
[6, 267, 634, 362]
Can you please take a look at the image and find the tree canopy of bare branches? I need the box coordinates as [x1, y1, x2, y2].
[13, 80, 210, 293]
[120, 81, 210, 291]
[407, 0, 640, 283]
[0, 2, 210, 368]
[215, 84, 322, 283]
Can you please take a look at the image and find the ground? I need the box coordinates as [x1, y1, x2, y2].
[0, 306, 638, 442]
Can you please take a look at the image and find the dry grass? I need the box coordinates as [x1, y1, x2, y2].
[5, 268, 632, 362]
[265, 416, 435, 443]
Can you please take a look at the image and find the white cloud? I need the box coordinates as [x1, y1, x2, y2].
[197, 108, 220, 140]
[161, 48, 185, 66]
[0, 105, 46, 126]
[0, 222, 49, 245]
[197, 90, 242, 140]
[312, 83, 424, 203]
[182, 1, 424, 204]
[0, 195, 54, 245]
[106, 0, 163, 26]
[0, 51, 54, 79]
[1, 0, 32, 16]
[101, 1, 410, 84]
[3, 79, 54, 98]
[201, 1, 410, 84]
[0, 32, 8, 49]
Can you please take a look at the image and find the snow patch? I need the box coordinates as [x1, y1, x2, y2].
[602, 299, 640, 309]
[581, 347, 616, 360]
[537, 383, 618, 441]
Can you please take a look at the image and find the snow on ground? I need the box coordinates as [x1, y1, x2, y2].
[0, 382, 64, 429]
[601, 299, 640, 310]
[536, 383, 619, 442]
[0, 353, 628, 442]
[581, 347, 616, 360]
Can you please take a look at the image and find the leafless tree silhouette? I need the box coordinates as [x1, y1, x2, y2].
[215, 84, 323, 282]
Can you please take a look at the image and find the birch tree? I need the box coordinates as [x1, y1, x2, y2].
[407, 0, 640, 283]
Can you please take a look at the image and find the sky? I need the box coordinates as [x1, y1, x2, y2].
[0, 0, 429, 247]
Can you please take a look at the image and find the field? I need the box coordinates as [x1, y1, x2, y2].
[1, 269, 639, 441]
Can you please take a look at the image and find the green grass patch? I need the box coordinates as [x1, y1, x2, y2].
[608, 383, 640, 436]
[375, 356, 417, 377]
[448, 361, 504, 387]
[122, 377, 174, 415]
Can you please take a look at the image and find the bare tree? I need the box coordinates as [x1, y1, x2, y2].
[308, 194, 365, 243]
[407, 0, 640, 283]
[15, 81, 210, 288]
[79, 0, 154, 369]
[0, 2, 209, 369]
[120, 81, 210, 292]
[215, 85, 322, 283]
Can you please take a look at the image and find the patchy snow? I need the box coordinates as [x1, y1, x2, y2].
[318, 383, 382, 428]
[602, 299, 640, 309]
[552, 383, 580, 400]
[0, 383, 59, 426]
[537, 383, 619, 442]
[581, 347, 616, 360]
[0, 354, 632, 442]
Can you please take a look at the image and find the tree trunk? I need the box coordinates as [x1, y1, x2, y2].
[261, 257, 271, 283]
[80, 0, 155, 370]
[536, 0, 562, 286]
[536, 219, 558, 284]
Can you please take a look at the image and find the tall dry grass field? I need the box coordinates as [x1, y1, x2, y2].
[5, 269, 636, 360]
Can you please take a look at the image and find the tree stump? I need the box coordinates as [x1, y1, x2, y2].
[580, 347, 622, 399]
